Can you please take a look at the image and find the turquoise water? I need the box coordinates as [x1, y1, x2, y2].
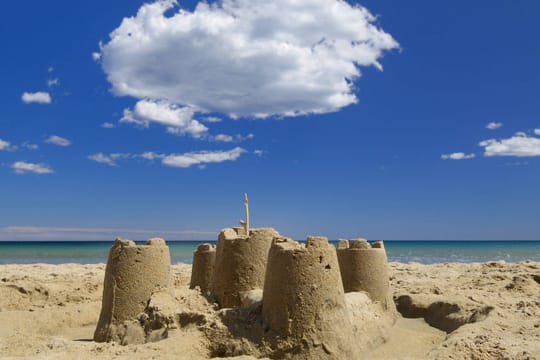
[1, 241, 540, 264]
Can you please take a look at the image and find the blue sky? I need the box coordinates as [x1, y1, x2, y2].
[1, 0, 539, 241]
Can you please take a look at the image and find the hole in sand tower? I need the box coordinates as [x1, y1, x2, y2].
[532, 274, 540, 284]
[325, 264, 331, 270]
[319, 255, 323, 263]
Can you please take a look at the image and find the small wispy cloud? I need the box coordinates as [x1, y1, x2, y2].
[162, 147, 245, 168]
[212, 133, 254, 143]
[441, 152, 476, 160]
[21, 91, 51, 104]
[90, 147, 246, 168]
[534, 128, 540, 136]
[92, 52, 101, 61]
[11, 161, 54, 174]
[203, 116, 222, 123]
[88, 152, 131, 166]
[254, 149, 264, 157]
[101, 122, 115, 129]
[22, 142, 39, 150]
[0, 139, 16, 151]
[45, 135, 71, 147]
[486, 122, 502, 130]
[479, 132, 540, 157]
[47, 78, 59, 87]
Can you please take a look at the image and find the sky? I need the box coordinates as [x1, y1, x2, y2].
[1, 0, 539, 241]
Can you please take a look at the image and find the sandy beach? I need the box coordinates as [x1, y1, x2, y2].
[0, 261, 539, 359]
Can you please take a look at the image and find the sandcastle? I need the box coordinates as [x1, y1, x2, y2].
[189, 243, 216, 296]
[336, 238, 394, 311]
[262, 236, 358, 359]
[93, 237, 171, 343]
[91, 194, 397, 358]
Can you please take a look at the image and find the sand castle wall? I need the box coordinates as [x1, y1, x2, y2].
[337, 239, 393, 310]
[262, 236, 357, 359]
[213, 227, 279, 308]
[93, 238, 171, 343]
[190, 243, 216, 295]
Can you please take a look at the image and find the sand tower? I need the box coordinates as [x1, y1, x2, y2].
[212, 194, 280, 308]
[336, 239, 393, 310]
[262, 236, 357, 359]
[213, 227, 279, 308]
[190, 243, 216, 295]
[94, 237, 171, 343]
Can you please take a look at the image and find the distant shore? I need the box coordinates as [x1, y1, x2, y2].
[1, 240, 540, 265]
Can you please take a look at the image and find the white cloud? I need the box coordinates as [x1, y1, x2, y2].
[140, 151, 164, 160]
[47, 78, 59, 87]
[48, 67, 54, 73]
[98, 0, 398, 119]
[88, 153, 117, 166]
[89, 147, 245, 168]
[45, 135, 71, 147]
[162, 147, 245, 168]
[534, 128, 540, 136]
[88, 152, 131, 166]
[213, 134, 234, 143]
[479, 133, 540, 157]
[92, 52, 101, 61]
[203, 116, 222, 123]
[21, 91, 51, 104]
[11, 161, 53, 174]
[101, 122, 115, 128]
[441, 152, 476, 160]
[0, 139, 13, 151]
[121, 99, 208, 138]
[212, 133, 253, 143]
[254, 149, 264, 157]
[486, 122, 502, 130]
[22, 142, 39, 150]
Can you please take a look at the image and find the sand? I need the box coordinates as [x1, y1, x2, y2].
[0, 261, 539, 359]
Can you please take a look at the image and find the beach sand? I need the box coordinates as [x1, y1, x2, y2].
[0, 261, 539, 359]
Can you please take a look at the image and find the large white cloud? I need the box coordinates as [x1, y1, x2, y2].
[21, 91, 52, 104]
[479, 133, 540, 157]
[98, 0, 398, 119]
[11, 161, 54, 174]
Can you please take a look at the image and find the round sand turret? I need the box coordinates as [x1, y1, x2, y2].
[94, 238, 171, 343]
[262, 236, 357, 359]
[190, 243, 216, 295]
[336, 239, 393, 310]
[213, 227, 279, 308]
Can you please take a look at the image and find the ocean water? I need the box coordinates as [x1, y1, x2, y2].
[0, 240, 539, 265]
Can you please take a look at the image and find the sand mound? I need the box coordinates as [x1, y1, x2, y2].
[1, 259, 539, 358]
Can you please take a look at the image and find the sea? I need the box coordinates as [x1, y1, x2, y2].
[0, 240, 539, 265]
